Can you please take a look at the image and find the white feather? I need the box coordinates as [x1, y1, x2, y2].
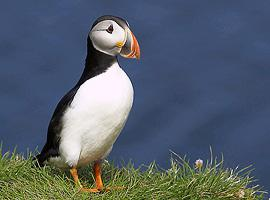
[90, 20, 125, 56]
[48, 63, 133, 168]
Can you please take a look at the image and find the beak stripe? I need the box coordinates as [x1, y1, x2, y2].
[128, 31, 140, 59]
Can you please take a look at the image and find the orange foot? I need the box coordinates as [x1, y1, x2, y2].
[70, 162, 125, 194]
[79, 186, 125, 193]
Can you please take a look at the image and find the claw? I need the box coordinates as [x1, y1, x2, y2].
[79, 186, 125, 193]
[69, 163, 125, 194]
[79, 187, 100, 193]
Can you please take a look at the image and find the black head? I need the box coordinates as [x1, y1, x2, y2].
[91, 15, 130, 30]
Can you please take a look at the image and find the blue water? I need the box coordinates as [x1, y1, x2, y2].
[0, 0, 269, 194]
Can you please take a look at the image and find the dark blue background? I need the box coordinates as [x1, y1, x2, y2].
[1, 0, 269, 194]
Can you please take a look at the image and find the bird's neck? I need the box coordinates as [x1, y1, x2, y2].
[76, 37, 117, 86]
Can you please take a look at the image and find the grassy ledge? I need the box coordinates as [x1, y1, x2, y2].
[0, 149, 266, 200]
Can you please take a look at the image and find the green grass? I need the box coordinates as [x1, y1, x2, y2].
[0, 149, 266, 200]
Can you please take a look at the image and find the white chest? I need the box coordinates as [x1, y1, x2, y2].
[58, 63, 133, 167]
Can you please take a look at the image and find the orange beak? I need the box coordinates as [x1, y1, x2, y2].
[120, 29, 140, 60]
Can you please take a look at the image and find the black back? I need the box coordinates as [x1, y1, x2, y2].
[35, 16, 124, 166]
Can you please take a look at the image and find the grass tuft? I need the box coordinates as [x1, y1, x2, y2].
[0, 148, 266, 199]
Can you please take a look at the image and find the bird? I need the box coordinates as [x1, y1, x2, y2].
[35, 15, 140, 192]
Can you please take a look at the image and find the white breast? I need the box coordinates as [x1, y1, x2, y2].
[52, 63, 133, 167]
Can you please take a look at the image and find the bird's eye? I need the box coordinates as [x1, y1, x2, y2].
[106, 25, 114, 34]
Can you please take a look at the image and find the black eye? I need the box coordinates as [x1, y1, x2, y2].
[106, 25, 114, 34]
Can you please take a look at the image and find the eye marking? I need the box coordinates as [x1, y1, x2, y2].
[106, 25, 114, 34]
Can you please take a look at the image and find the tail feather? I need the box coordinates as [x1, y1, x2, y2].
[33, 148, 59, 167]
[33, 153, 45, 167]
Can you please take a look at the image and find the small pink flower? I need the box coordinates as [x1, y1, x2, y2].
[237, 189, 245, 198]
[195, 159, 203, 169]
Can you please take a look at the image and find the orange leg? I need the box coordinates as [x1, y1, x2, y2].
[70, 162, 124, 193]
[70, 166, 99, 193]
[92, 162, 125, 191]
[93, 162, 104, 190]
[70, 167, 81, 187]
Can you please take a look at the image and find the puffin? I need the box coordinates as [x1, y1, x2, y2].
[36, 15, 140, 192]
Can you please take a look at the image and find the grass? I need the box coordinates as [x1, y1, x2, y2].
[0, 148, 266, 200]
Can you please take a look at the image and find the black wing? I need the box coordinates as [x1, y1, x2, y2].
[35, 86, 80, 166]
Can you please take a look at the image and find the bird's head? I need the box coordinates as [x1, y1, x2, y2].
[89, 15, 140, 59]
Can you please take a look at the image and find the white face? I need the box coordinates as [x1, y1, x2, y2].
[90, 20, 126, 56]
